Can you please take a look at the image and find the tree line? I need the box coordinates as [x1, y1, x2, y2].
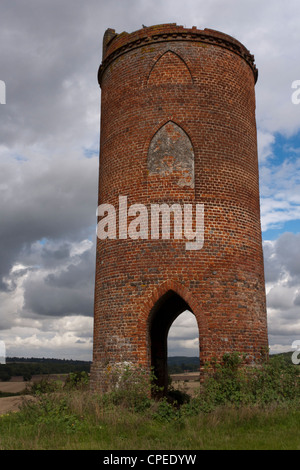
[0, 358, 91, 381]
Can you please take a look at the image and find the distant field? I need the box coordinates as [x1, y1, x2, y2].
[0, 381, 27, 394]
[170, 372, 200, 396]
[0, 378, 34, 415]
[0, 372, 200, 413]
[0, 375, 68, 415]
[0, 374, 67, 392]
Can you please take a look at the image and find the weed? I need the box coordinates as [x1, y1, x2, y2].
[25, 377, 61, 396]
[64, 371, 89, 390]
[1, 352, 299, 450]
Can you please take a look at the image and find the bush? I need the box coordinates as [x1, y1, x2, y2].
[252, 355, 299, 404]
[167, 387, 190, 406]
[19, 393, 85, 434]
[64, 371, 89, 390]
[26, 377, 61, 396]
[181, 353, 300, 415]
[102, 363, 154, 412]
[152, 398, 179, 422]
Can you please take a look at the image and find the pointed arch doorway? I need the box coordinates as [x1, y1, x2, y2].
[148, 289, 199, 396]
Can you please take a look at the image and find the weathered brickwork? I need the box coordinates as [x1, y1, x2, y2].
[91, 24, 269, 392]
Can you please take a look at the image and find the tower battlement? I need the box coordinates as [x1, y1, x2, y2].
[99, 24, 258, 85]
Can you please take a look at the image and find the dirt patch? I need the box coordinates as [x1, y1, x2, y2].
[170, 373, 200, 397]
[0, 381, 27, 394]
[170, 373, 200, 382]
[0, 395, 34, 416]
[0, 375, 63, 416]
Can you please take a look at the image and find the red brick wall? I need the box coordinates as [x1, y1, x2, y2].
[91, 24, 268, 392]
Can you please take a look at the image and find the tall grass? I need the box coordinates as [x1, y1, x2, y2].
[0, 355, 299, 450]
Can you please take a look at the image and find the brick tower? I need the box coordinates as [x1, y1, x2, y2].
[91, 24, 269, 392]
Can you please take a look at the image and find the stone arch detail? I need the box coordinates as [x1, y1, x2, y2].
[138, 280, 204, 339]
[142, 279, 201, 320]
[148, 290, 193, 393]
[147, 120, 195, 188]
[137, 280, 205, 394]
[138, 280, 208, 354]
[147, 50, 193, 86]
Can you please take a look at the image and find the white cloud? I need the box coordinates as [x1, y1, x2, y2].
[263, 233, 300, 354]
[168, 311, 199, 356]
[257, 130, 275, 164]
[5, 326, 93, 360]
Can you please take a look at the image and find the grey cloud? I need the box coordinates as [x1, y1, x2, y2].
[294, 293, 300, 306]
[0, 0, 113, 288]
[263, 233, 300, 286]
[45, 247, 95, 289]
[0, 150, 98, 289]
[0, 0, 153, 146]
[263, 233, 300, 354]
[22, 241, 95, 318]
[263, 241, 282, 284]
[19, 240, 74, 271]
[23, 274, 94, 318]
[275, 233, 300, 282]
[268, 317, 300, 339]
[1, 1, 98, 146]
[41, 243, 71, 263]
[266, 286, 295, 311]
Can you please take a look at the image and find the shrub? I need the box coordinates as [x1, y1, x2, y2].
[64, 371, 89, 390]
[251, 355, 299, 404]
[102, 363, 154, 412]
[183, 353, 300, 415]
[167, 387, 190, 406]
[19, 393, 85, 434]
[152, 398, 179, 422]
[26, 377, 60, 396]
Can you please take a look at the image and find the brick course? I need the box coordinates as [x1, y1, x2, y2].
[90, 24, 268, 392]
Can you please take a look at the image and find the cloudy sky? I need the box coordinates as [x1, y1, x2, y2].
[0, 0, 299, 361]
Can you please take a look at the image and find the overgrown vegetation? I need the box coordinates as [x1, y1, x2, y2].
[189, 353, 299, 412]
[0, 353, 299, 450]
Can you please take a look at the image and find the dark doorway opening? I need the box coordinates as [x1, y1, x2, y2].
[148, 290, 196, 396]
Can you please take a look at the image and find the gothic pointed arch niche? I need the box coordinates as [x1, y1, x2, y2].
[147, 289, 199, 396]
[147, 50, 193, 86]
[147, 120, 195, 189]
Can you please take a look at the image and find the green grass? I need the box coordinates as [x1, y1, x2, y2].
[0, 356, 299, 450]
[0, 395, 299, 450]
